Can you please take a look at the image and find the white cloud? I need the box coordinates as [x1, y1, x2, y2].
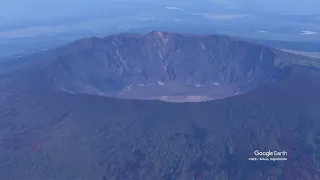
[165, 6, 184, 11]
[138, 17, 154, 21]
[300, 31, 319, 35]
[173, 19, 183, 23]
[191, 13, 248, 20]
[254, 30, 268, 33]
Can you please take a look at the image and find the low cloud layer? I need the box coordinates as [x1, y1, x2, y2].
[254, 30, 268, 33]
[165, 6, 184, 11]
[191, 13, 248, 20]
[300, 31, 319, 35]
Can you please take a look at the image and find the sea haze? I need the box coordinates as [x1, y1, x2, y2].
[1, 1, 320, 58]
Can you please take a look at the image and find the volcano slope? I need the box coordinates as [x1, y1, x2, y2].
[10, 31, 318, 103]
[35, 31, 291, 102]
[1, 32, 320, 180]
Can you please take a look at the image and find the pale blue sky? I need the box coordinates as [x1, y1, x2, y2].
[0, 0, 319, 39]
[1, 0, 319, 24]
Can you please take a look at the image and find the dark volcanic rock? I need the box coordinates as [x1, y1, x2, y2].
[1, 32, 320, 179]
[1, 65, 320, 179]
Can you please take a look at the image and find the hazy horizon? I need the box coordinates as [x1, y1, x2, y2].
[1, 0, 320, 58]
[1, 0, 320, 23]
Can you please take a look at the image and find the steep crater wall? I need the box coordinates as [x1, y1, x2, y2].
[43, 31, 290, 102]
